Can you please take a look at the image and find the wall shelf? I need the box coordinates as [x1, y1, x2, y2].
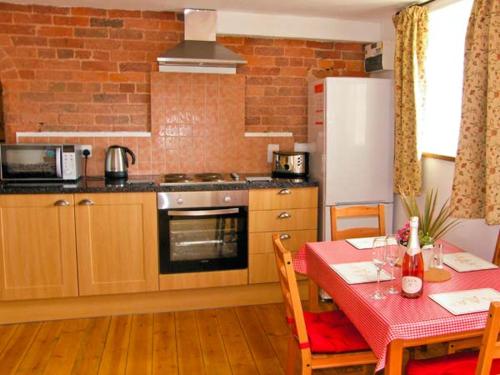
[16, 131, 152, 141]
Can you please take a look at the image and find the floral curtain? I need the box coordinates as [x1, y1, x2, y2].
[392, 6, 428, 195]
[451, 0, 499, 225]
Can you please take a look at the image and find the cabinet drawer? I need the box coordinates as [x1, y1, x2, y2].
[249, 187, 318, 211]
[249, 229, 317, 254]
[249, 253, 306, 284]
[249, 208, 317, 233]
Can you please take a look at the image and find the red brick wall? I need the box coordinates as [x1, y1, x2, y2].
[0, 2, 367, 174]
[227, 37, 366, 141]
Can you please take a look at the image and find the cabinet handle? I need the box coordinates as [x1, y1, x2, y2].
[278, 189, 291, 195]
[278, 212, 291, 219]
[54, 200, 69, 207]
[280, 233, 291, 240]
[79, 199, 94, 206]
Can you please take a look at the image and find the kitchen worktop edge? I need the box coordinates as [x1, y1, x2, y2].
[0, 177, 318, 194]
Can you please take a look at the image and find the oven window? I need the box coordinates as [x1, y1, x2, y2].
[1, 145, 60, 179]
[159, 207, 248, 273]
[170, 216, 240, 261]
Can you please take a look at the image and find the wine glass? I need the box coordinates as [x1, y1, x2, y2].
[385, 235, 400, 295]
[371, 237, 387, 300]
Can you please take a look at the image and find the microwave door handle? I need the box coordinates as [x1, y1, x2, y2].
[168, 208, 239, 217]
[55, 147, 62, 178]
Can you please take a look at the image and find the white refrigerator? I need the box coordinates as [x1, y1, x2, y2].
[308, 77, 394, 241]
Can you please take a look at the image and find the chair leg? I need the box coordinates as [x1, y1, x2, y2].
[286, 335, 298, 375]
[308, 279, 319, 312]
[300, 362, 312, 375]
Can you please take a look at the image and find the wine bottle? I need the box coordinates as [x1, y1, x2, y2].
[401, 216, 424, 298]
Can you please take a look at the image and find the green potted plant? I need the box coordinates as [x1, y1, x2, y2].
[399, 189, 461, 247]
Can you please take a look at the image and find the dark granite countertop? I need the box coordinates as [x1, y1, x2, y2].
[0, 175, 318, 195]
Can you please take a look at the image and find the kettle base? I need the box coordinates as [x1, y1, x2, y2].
[105, 171, 128, 179]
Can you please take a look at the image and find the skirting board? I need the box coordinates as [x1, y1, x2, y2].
[0, 280, 309, 324]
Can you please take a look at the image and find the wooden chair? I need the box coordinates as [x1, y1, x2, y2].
[406, 301, 500, 375]
[447, 231, 500, 355]
[307, 204, 387, 311]
[272, 234, 377, 375]
[330, 204, 386, 241]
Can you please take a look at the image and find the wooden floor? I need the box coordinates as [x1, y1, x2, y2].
[0, 302, 447, 375]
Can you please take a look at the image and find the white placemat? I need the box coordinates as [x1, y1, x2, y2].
[346, 236, 398, 250]
[443, 252, 498, 272]
[330, 261, 393, 284]
[429, 288, 500, 315]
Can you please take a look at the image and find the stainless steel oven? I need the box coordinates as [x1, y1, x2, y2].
[157, 190, 248, 274]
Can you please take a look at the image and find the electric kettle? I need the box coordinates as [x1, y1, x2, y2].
[104, 145, 136, 179]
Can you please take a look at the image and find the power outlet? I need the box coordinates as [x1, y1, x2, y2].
[80, 145, 92, 158]
[267, 144, 279, 163]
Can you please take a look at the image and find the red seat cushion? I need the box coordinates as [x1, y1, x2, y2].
[406, 351, 500, 375]
[303, 310, 371, 353]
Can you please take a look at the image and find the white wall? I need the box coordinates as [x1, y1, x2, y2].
[218, 11, 381, 42]
[393, 158, 499, 261]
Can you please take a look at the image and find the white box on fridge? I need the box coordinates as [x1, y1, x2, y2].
[308, 77, 394, 241]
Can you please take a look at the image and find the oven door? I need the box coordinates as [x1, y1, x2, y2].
[0, 144, 63, 181]
[159, 206, 247, 274]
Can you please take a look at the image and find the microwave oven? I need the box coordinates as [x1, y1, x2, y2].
[0, 144, 83, 182]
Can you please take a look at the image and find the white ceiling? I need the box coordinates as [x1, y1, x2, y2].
[9, 0, 414, 21]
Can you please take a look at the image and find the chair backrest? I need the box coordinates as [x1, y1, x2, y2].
[272, 234, 310, 351]
[492, 230, 500, 266]
[476, 301, 500, 374]
[330, 204, 386, 241]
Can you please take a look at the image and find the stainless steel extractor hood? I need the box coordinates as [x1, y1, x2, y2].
[157, 9, 246, 74]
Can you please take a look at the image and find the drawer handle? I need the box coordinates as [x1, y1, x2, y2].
[278, 189, 291, 195]
[54, 200, 69, 207]
[79, 199, 94, 206]
[280, 233, 291, 240]
[278, 212, 291, 219]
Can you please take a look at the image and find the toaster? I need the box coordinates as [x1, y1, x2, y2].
[272, 151, 309, 179]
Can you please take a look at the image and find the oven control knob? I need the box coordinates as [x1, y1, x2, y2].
[223, 196, 231, 203]
[176, 197, 184, 205]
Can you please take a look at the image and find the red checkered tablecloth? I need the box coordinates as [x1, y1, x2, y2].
[293, 240, 499, 371]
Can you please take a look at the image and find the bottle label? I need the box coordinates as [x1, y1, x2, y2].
[402, 276, 422, 294]
[406, 246, 421, 256]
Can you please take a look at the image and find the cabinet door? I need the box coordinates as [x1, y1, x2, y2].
[75, 193, 158, 296]
[249, 230, 316, 284]
[0, 194, 78, 300]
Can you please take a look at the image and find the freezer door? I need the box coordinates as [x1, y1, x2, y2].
[324, 78, 394, 205]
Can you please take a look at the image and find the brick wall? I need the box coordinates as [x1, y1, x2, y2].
[0, 2, 367, 174]
[227, 37, 366, 141]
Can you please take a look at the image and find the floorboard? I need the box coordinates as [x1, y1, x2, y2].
[15, 320, 64, 375]
[175, 310, 205, 375]
[196, 309, 232, 375]
[0, 302, 450, 375]
[98, 315, 132, 375]
[152, 312, 178, 375]
[0, 323, 41, 374]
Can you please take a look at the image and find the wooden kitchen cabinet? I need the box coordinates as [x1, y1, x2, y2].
[0, 194, 78, 300]
[75, 192, 158, 296]
[248, 187, 318, 284]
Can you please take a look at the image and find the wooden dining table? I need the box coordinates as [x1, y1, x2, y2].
[293, 240, 500, 374]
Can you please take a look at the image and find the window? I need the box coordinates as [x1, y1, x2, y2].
[421, 0, 473, 157]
